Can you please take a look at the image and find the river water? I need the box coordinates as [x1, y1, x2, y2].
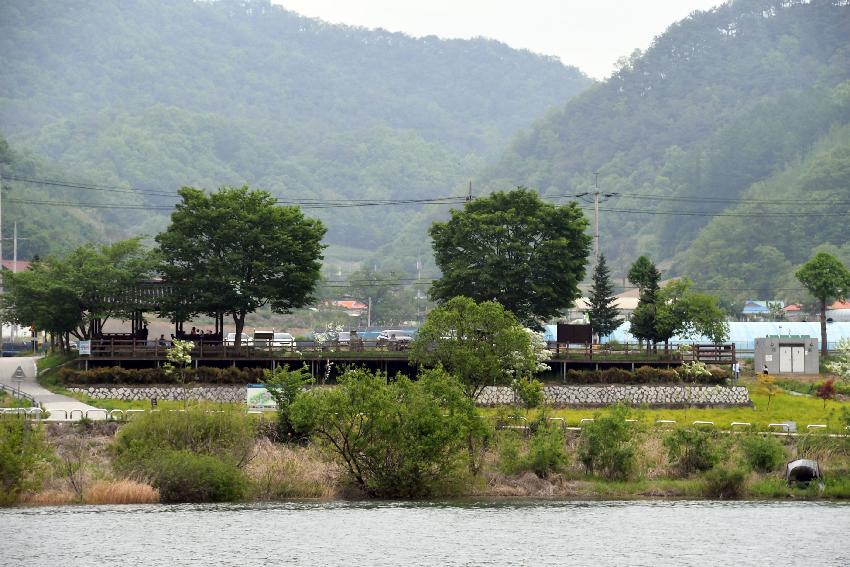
[2, 500, 847, 566]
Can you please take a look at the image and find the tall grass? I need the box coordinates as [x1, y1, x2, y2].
[85, 480, 159, 504]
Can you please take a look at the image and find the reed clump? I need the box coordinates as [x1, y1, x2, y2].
[84, 480, 159, 504]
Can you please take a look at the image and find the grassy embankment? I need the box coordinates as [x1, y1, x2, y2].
[4, 407, 849, 507]
[13, 359, 847, 506]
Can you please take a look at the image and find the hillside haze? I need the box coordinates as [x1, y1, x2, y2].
[0, 0, 590, 269]
[480, 0, 850, 307]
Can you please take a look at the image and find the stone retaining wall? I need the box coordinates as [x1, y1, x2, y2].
[68, 385, 245, 403]
[69, 384, 752, 408]
[477, 385, 752, 408]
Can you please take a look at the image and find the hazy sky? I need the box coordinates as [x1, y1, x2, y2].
[274, 0, 722, 79]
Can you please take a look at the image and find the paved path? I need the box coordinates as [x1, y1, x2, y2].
[0, 356, 105, 421]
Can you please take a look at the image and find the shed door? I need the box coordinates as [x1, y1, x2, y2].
[779, 346, 793, 373]
[792, 346, 805, 373]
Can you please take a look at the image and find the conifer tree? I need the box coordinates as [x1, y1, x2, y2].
[588, 255, 622, 340]
[628, 256, 661, 349]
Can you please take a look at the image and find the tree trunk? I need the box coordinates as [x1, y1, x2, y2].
[820, 298, 828, 357]
[233, 312, 246, 347]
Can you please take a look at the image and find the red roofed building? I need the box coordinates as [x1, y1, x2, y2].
[1, 259, 31, 273]
[332, 299, 367, 316]
[827, 300, 850, 322]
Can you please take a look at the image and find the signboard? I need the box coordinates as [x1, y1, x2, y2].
[247, 384, 277, 410]
[78, 340, 91, 356]
[556, 323, 592, 344]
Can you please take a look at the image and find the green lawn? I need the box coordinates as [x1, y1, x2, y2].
[483, 383, 850, 432]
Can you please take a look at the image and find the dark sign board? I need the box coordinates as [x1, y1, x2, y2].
[557, 324, 592, 344]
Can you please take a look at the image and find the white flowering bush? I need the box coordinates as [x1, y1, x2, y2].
[314, 323, 344, 345]
[676, 360, 711, 382]
[826, 338, 850, 385]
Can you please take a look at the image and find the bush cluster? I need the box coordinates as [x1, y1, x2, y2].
[57, 366, 266, 385]
[739, 435, 786, 473]
[664, 428, 721, 476]
[563, 365, 728, 385]
[111, 410, 255, 503]
[497, 422, 569, 479]
[0, 418, 53, 504]
[577, 405, 639, 480]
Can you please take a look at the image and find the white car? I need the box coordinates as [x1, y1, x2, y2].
[272, 332, 296, 348]
[377, 330, 414, 344]
[224, 332, 253, 346]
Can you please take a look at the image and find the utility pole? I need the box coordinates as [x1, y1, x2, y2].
[594, 172, 600, 263]
[578, 173, 618, 266]
[0, 176, 4, 344]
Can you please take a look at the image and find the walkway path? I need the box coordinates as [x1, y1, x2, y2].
[0, 356, 104, 421]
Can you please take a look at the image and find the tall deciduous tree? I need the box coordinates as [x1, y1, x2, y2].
[156, 186, 325, 345]
[796, 252, 850, 356]
[587, 254, 623, 340]
[429, 188, 590, 327]
[2, 239, 153, 347]
[654, 278, 729, 349]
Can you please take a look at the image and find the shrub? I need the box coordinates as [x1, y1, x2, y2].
[600, 367, 631, 383]
[525, 423, 569, 479]
[702, 466, 747, 499]
[664, 428, 720, 476]
[57, 366, 266, 385]
[739, 435, 786, 473]
[0, 418, 53, 504]
[290, 368, 482, 498]
[634, 366, 662, 384]
[511, 377, 544, 410]
[146, 450, 247, 503]
[262, 365, 312, 440]
[577, 405, 638, 480]
[111, 410, 256, 472]
[496, 431, 524, 475]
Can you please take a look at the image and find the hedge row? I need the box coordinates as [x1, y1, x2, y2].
[562, 366, 729, 385]
[57, 366, 267, 385]
[57, 365, 730, 386]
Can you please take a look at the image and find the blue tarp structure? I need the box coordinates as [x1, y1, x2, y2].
[599, 321, 850, 352]
[741, 300, 771, 316]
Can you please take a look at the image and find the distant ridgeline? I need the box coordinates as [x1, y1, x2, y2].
[0, 0, 590, 271]
[479, 0, 850, 306]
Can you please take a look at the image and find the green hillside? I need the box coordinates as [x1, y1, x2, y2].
[479, 0, 850, 305]
[0, 0, 590, 269]
[0, 135, 121, 259]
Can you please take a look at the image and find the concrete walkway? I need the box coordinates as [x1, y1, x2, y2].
[0, 356, 105, 421]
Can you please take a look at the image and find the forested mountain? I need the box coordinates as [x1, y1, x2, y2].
[480, 0, 850, 307]
[0, 0, 590, 270]
[0, 135, 121, 259]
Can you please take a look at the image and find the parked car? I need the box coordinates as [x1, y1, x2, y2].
[224, 332, 253, 346]
[377, 329, 414, 349]
[272, 332, 296, 348]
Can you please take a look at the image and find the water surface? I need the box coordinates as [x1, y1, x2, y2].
[2, 500, 847, 566]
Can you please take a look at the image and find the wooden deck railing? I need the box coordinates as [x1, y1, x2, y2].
[86, 338, 412, 358]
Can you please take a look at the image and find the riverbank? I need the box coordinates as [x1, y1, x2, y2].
[4, 413, 849, 507]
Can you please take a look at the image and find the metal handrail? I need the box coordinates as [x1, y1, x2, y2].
[0, 382, 37, 404]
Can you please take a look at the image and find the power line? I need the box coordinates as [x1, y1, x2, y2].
[4, 174, 849, 215]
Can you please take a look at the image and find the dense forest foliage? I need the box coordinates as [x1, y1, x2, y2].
[0, 136, 121, 259]
[0, 0, 590, 271]
[480, 0, 850, 307]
